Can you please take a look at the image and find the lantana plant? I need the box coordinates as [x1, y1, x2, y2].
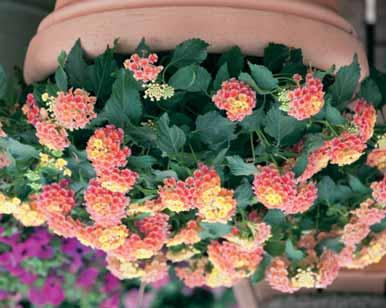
[1, 38, 386, 294]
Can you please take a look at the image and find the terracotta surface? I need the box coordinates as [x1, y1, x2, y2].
[24, 0, 369, 84]
[234, 257, 386, 308]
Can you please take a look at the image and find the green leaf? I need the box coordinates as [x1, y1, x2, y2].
[99, 69, 142, 126]
[134, 38, 151, 55]
[86, 46, 118, 100]
[329, 55, 360, 107]
[218, 46, 244, 77]
[285, 239, 305, 261]
[211, 147, 229, 166]
[213, 63, 230, 91]
[170, 38, 209, 68]
[264, 106, 306, 143]
[264, 209, 286, 226]
[125, 122, 157, 148]
[235, 181, 254, 209]
[318, 176, 353, 204]
[248, 62, 278, 92]
[226, 155, 256, 176]
[251, 254, 272, 284]
[293, 152, 308, 177]
[370, 68, 386, 108]
[239, 72, 260, 92]
[0, 138, 38, 161]
[324, 101, 346, 125]
[265, 238, 285, 256]
[359, 77, 382, 107]
[169, 65, 211, 92]
[55, 67, 68, 91]
[156, 113, 186, 155]
[153, 170, 178, 182]
[195, 111, 236, 150]
[348, 174, 371, 194]
[65, 39, 88, 88]
[316, 238, 344, 254]
[264, 43, 289, 72]
[127, 155, 157, 170]
[0, 65, 7, 99]
[240, 106, 265, 133]
[199, 222, 232, 240]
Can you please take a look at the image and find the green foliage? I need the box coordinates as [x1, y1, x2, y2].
[226, 155, 256, 176]
[359, 77, 383, 107]
[199, 222, 232, 239]
[248, 62, 278, 92]
[0, 65, 7, 99]
[329, 55, 360, 108]
[156, 113, 186, 155]
[285, 239, 305, 261]
[65, 39, 88, 88]
[170, 38, 209, 68]
[218, 46, 244, 77]
[169, 65, 211, 92]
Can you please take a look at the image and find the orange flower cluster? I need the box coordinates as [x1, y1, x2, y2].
[167, 220, 201, 247]
[124, 53, 163, 83]
[0, 122, 6, 137]
[266, 258, 299, 293]
[84, 179, 128, 227]
[371, 176, 386, 206]
[316, 250, 340, 288]
[253, 165, 317, 214]
[86, 125, 130, 171]
[36, 180, 75, 216]
[352, 99, 376, 143]
[191, 164, 237, 223]
[52, 89, 97, 131]
[208, 241, 263, 281]
[175, 259, 208, 288]
[286, 73, 325, 120]
[22, 91, 96, 151]
[298, 143, 330, 182]
[367, 133, 386, 171]
[225, 222, 271, 251]
[330, 132, 366, 166]
[96, 167, 138, 194]
[212, 78, 256, 121]
[112, 213, 170, 260]
[159, 177, 194, 212]
[0, 152, 11, 169]
[13, 195, 46, 227]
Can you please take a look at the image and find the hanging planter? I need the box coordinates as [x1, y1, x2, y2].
[1, 0, 386, 306]
[24, 0, 369, 83]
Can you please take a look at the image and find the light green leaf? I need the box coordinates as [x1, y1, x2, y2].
[264, 106, 306, 142]
[226, 155, 256, 176]
[199, 222, 232, 240]
[329, 55, 360, 107]
[170, 38, 209, 68]
[285, 239, 305, 261]
[156, 113, 186, 155]
[248, 62, 278, 92]
[169, 65, 211, 92]
[0, 138, 38, 161]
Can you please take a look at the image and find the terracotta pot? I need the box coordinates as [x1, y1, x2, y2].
[234, 258, 386, 308]
[24, 0, 368, 84]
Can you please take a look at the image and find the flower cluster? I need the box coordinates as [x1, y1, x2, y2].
[212, 78, 256, 121]
[253, 165, 317, 214]
[367, 133, 386, 171]
[281, 73, 325, 120]
[124, 53, 163, 83]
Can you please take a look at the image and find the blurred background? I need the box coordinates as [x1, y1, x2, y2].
[0, 0, 385, 74]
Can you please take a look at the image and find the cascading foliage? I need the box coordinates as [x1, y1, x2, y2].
[2, 38, 386, 292]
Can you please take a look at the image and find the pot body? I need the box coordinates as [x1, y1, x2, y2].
[24, 0, 368, 84]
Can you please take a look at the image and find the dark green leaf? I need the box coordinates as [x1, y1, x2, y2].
[316, 238, 344, 254]
[264, 43, 289, 72]
[86, 47, 118, 100]
[127, 155, 157, 170]
[359, 77, 382, 107]
[329, 55, 360, 107]
[170, 39, 209, 68]
[240, 107, 265, 133]
[218, 46, 244, 77]
[264, 209, 286, 226]
[251, 254, 272, 284]
[134, 38, 151, 56]
[213, 63, 230, 91]
[65, 39, 88, 88]
[226, 155, 256, 176]
[1, 138, 38, 161]
[0, 65, 7, 99]
[199, 222, 232, 240]
[265, 239, 285, 256]
[324, 102, 346, 125]
[156, 113, 186, 155]
[169, 65, 211, 92]
[248, 62, 278, 92]
[99, 69, 142, 126]
[348, 174, 371, 194]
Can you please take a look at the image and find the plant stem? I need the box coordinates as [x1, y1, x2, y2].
[250, 133, 255, 163]
[136, 281, 147, 308]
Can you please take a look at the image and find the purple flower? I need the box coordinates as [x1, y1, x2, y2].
[29, 275, 65, 306]
[76, 267, 99, 289]
[100, 293, 120, 308]
[0, 290, 9, 301]
[102, 273, 120, 294]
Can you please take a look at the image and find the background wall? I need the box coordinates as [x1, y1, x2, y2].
[0, 0, 384, 75]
